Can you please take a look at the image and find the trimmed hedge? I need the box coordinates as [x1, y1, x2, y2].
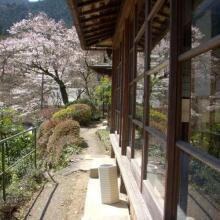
[52, 108, 74, 120]
[66, 98, 101, 121]
[37, 119, 60, 152]
[52, 104, 92, 125]
[47, 119, 80, 165]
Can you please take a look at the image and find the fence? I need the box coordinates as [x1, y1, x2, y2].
[0, 127, 37, 202]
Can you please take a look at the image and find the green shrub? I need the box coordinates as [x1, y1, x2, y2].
[49, 119, 80, 141]
[57, 144, 82, 168]
[149, 109, 167, 133]
[150, 109, 167, 122]
[66, 98, 101, 121]
[52, 108, 74, 120]
[96, 129, 111, 152]
[0, 107, 24, 137]
[53, 104, 92, 125]
[95, 76, 112, 106]
[66, 98, 95, 108]
[67, 104, 92, 125]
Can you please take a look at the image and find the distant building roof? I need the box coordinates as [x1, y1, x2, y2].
[89, 63, 112, 76]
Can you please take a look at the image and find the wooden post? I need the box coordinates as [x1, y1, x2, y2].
[121, 20, 130, 155]
[141, 0, 151, 188]
[110, 49, 116, 133]
[164, 0, 184, 219]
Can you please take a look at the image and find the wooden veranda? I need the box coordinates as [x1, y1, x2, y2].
[69, 0, 220, 219]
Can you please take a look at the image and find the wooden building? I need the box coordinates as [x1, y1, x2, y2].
[69, 0, 220, 219]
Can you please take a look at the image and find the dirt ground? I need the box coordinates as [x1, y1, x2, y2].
[20, 122, 107, 220]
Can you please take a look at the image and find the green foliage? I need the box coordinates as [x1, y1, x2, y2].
[0, 107, 46, 218]
[53, 104, 92, 125]
[66, 98, 96, 108]
[150, 109, 167, 122]
[0, 106, 86, 217]
[66, 98, 101, 121]
[67, 104, 92, 125]
[57, 144, 82, 169]
[148, 144, 166, 164]
[95, 76, 112, 106]
[96, 129, 111, 152]
[149, 109, 167, 133]
[52, 108, 74, 120]
[0, 108, 23, 137]
[191, 123, 220, 158]
[190, 159, 220, 205]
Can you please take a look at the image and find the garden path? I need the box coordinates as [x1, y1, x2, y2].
[22, 122, 107, 220]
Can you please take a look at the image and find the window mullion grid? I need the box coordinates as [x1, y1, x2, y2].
[141, 0, 151, 186]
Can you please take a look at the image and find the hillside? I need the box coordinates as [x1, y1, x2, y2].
[0, 0, 73, 35]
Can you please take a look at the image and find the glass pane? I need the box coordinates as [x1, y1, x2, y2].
[190, 48, 220, 159]
[177, 153, 220, 220]
[149, 70, 169, 134]
[129, 51, 134, 82]
[134, 126, 143, 167]
[135, 78, 144, 121]
[192, 0, 220, 48]
[129, 86, 133, 115]
[147, 134, 166, 203]
[136, 48, 145, 76]
[128, 120, 132, 147]
[151, 32, 170, 67]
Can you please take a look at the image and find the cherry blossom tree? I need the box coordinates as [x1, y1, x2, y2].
[1, 13, 85, 105]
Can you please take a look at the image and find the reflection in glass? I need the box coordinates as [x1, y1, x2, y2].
[192, 0, 220, 48]
[135, 78, 144, 121]
[149, 70, 169, 134]
[151, 32, 169, 67]
[190, 48, 220, 159]
[178, 154, 220, 220]
[129, 86, 133, 115]
[128, 120, 132, 147]
[129, 50, 134, 82]
[136, 49, 145, 76]
[147, 135, 166, 203]
[134, 126, 143, 167]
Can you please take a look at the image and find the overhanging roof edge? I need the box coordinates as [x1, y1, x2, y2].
[68, 0, 87, 50]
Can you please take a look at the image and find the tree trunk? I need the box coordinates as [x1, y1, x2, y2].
[57, 80, 69, 105]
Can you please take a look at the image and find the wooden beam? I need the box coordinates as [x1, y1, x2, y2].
[85, 28, 114, 38]
[134, 21, 145, 43]
[80, 12, 117, 23]
[177, 141, 220, 173]
[77, 0, 104, 8]
[147, 0, 166, 21]
[80, 4, 119, 17]
[179, 34, 220, 62]
[68, 0, 86, 49]
[84, 26, 114, 35]
[85, 31, 113, 41]
[82, 19, 116, 29]
[86, 35, 112, 46]
[113, 0, 135, 48]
